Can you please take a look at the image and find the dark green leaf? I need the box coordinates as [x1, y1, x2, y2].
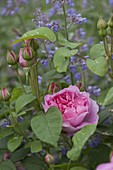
[86, 57, 108, 76]
[90, 44, 105, 59]
[10, 148, 30, 162]
[15, 93, 37, 113]
[98, 89, 109, 105]
[67, 124, 96, 161]
[10, 88, 23, 103]
[22, 156, 47, 170]
[102, 87, 113, 106]
[0, 160, 16, 170]
[31, 107, 62, 146]
[12, 27, 56, 45]
[0, 128, 13, 140]
[25, 140, 42, 153]
[7, 136, 23, 152]
[53, 47, 78, 73]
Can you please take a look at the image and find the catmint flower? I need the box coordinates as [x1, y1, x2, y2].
[47, 21, 60, 32]
[70, 14, 87, 25]
[1, 86, 11, 101]
[109, 0, 113, 6]
[74, 72, 81, 81]
[6, 50, 18, 65]
[88, 134, 101, 148]
[87, 86, 101, 97]
[69, 64, 76, 73]
[41, 59, 49, 67]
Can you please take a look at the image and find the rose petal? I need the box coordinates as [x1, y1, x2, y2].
[96, 163, 113, 170]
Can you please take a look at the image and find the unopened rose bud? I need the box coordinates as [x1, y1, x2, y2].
[29, 39, 39, 51]
[3, 151, 10, 160]
[1, 86, 11, 101]
[108, 15, 113, 28]
[22, 46, 35, 61]
[6, 50, 18, 65]
[98, 28, 107, 37]
[106, 27, 111, 36]
[19, 48, 34, 67]
[97, 17, 107, 30]
[48, 82, 60, 94]
[45, 154, 54, 164]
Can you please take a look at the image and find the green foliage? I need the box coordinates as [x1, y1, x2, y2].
[12, 27, 56, 45]
[53, 47, 78, 73]
[7, 136, 23, 152]
[0, 128, 13, 140]
[90, 44, 105, 59]
[31, 107, 62, 146]
[70, 167, 88, 170]
[25, 140, 42, 153]
[58, 33, 83, 49]
[86, 57, 108, 76]
[99, 87, 113, 106]
[0, 160, 16, 170]
[22, 156, 48, 170]
[15, 93, 37, 113]
[67, 125, 96, 161]
[42, 69, 63, 81]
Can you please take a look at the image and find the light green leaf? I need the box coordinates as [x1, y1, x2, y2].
[86, 57, 108, 76]
[70, 167, 88, 170]
[90, 44, 105, 59]
[102, 87, 113, 106]
[12, 27, 56, 45]
[10, 88, 23, 103]
[7, 136, 23, 152]
[15, 93, 37, 113]
[97, 89, 109, 105]
[43, 69, 63, 81]
[31, 140, 42, 153]
[67, 124, 96, 161]
[0, 160, 16, 170]
[31, 107, 62, 147]
[53, 47, 78, 73]
[58, 33, 83, 49]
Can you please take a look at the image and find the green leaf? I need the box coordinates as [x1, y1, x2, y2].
[15, 93, 37, 113]
[70, 167, 88, 170]
[22, 156, 47, 170]
[7, 136, 23, 152]
[102, 87, 113, 106]
[10, 88, 23, 103]
[86, 57, 108, 76]
[90, 44, 105, 59]
[25, 140, 42, 153]
[10, 148, 30, 162]
[58, 33, 83, 49]
[53, 47, 78, 73]
[12, 27, 56, 45]
[67, 124, 96, 161]
[31, 107, 62, 147]
[98, 89, 109, 105]
[0, 128, 13, 140]
[89, 144, 110, 169]
[0, 160, 16, 170]
[43, 69, 63, 81]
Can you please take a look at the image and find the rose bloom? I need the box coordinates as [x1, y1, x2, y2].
[96, 155, 113, 170]
[42, 85, 99, 135]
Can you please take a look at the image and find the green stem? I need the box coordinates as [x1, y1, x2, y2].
[62, 4, 68, 40]
[111, 28, 113, 55]
[16, 70, 26, 93]
[67, 160, 72, 170]
[103, 36, 109, 57]
[70, 72, 74, 85]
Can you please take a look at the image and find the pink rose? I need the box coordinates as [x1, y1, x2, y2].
[42, 85, 99, 135]
[96, 155, 113, 170]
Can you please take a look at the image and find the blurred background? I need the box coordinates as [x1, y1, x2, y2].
[0, 0, 112, 88]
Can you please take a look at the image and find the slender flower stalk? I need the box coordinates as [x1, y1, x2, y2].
[16, 70, 26, 93]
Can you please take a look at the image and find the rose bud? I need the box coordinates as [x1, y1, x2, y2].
[22, 46, 35, 61]
[6, 50, 18, 65]
[108, 15, 113, 28]
[97, 17, 107, 30]
[3, 151, 10, 160]
[1, 86, 11, 101]
[25, 39, 39, 51]
[48, 82, 60, 94]
[19, 48, 34, 67]
[45, 154, 54, 164]
[98, 28, 107, 37]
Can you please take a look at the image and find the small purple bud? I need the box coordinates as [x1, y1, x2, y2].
[6, 50, 18, 65]
[1, 86, 11, 101]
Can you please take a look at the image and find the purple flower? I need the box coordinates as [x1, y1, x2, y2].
[96, 154, 113, 170]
